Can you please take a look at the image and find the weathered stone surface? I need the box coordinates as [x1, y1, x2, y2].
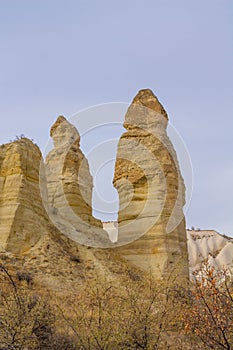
[113, 89, 189, 279]
[0, 139, 49, 253]
[45, 116, 109, 247]
[0, 95, 189, 279]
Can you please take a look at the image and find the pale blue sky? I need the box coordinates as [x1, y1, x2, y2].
[0, 0, 233, 236]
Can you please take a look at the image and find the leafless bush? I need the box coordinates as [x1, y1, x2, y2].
[183, 261, 233, 349]
[59, 275, 189, 350]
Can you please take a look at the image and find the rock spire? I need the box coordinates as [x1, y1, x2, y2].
[45, 116, 109, 247]
[0, 138, 49, 253]
[113, 89, 189, 279]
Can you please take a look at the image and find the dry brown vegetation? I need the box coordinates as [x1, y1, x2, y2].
[183, 261, 233, 349]
[0, 263, 232, 350]
[58, 276, 188, 349]
[0, 265, 76, 350]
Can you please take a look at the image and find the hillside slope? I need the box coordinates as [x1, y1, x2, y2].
[187, 229, 233, 277]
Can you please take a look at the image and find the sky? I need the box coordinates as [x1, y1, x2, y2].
[0, 0, 233, 236]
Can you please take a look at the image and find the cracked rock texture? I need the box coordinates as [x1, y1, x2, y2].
[0, 139, 49, 253]
[113, 89, 189, 279]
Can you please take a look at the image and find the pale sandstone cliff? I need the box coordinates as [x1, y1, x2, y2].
[0, 93, 189, 281]
[0, 138, 48, 254]
[0, 134, 142, 294]
[187, 229, 233, 278]
[113, 89, 189, 279]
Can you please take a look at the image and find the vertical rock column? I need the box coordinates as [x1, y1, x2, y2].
[45, 116, 109, 247]
[113, 89, 189, 279]
[0, 139, 49, 253]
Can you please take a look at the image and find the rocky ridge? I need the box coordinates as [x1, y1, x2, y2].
[187, 229, 233, 278]
[2, 89, 228, 285]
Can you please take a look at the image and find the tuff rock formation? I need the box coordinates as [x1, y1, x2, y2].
[187, 229, 233, 279]
[0, 92, 190, 281]
[0, 138, 49, 253]
[45, 116, 109, 247]
[113, 89, 189, 279]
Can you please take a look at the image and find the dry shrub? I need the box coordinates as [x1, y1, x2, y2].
[59, 274, 189, 350]
[183, 261, 233, 350]
[0, 265, 76, 350]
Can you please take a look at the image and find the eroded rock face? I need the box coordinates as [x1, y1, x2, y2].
[45, 116, 109, 247]
[113, 89, 189, 279]
[0, 139, 49, 253]
[187, 230, 233, 279]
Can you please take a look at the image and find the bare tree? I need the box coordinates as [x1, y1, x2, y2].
[183, 261, 233, 350]
[59, 273, 189, 350]
[0, 265, 75, 350]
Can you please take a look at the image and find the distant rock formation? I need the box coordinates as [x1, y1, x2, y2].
[45, 116, 109, 247]
[187, 229, 233, 278]
[113, 89, 189, 279]
[0, 138, 49, 253]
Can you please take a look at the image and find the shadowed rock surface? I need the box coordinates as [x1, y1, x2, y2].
[113, 89, 189, 279]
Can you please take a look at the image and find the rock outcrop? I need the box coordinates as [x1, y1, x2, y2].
[0, 138, 49, 253]
[45, 116, 109, 247]
[187, 229, 233, 278]
[0, 92, 190, 280]
[113, 89, 189, 279]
